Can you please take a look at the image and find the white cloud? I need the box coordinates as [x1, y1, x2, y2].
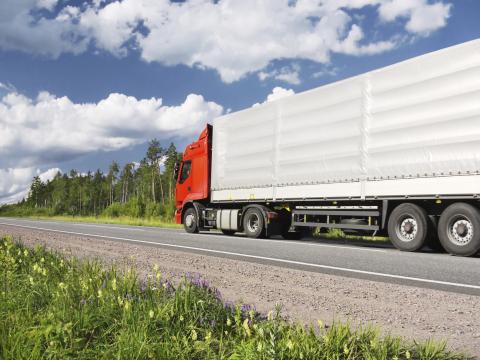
[253, 87, 295, 107]
[313, 66, 340, 78]
[36, 0, 59, 12]
[266, 87, 296, 102]
[378, 0, 452, 35]
[0, 89, 223, 170]
[0, 87, 223, 203]
[0, 0, 87, 57]
[0, 0, 453, 83]
[0, 82, 16, 94]
[258, 64, 301, 85]
[0, 167, 60, 205]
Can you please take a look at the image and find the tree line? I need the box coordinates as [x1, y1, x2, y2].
[0, 140, 182, 221]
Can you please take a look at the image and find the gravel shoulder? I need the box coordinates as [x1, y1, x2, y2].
[1, 225, 479, 357]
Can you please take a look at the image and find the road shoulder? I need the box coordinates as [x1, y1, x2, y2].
[1, 224, 478, 357]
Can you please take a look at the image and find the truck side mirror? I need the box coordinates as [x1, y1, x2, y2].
[173, 162, 180, 181]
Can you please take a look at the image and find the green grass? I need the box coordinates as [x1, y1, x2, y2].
[0, 236, 466, 359]
[4, 215, 182, 229]
[317, 228, 390, 243]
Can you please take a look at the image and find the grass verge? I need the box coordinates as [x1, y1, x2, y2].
[316, 228, 390, 244]
[0, 236, 466, 359]
[3, 215, 182, 229]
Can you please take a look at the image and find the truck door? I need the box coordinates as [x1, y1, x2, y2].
[176, 160, 192, 208]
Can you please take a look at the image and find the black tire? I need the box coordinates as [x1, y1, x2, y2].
[387, 203, 428, 252]
[221, 229, 236, 236]
[243, 208, 265, 238]
[438, 203, 480, 256]
[183, 207, 199, 234]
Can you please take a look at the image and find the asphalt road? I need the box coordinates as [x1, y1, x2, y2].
[1, 217, 480, 296]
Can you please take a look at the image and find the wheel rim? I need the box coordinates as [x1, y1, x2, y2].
[247, 213, 260, 233]
[185, 213, 195, 228]
[447, 215, 473, 246]
[396, 215, 418, 242]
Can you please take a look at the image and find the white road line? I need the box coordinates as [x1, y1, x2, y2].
[56, 222, 146, 231]
[1, 217, 387, 253]
[1, 221, 479, 291]
[186, 232, 388, 253]
[0, 218, 181, 232]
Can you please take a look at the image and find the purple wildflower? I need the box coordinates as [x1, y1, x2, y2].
[224, 301, 235, 314]
[241, 304, 252, 313]
[213, 288, 222, 301]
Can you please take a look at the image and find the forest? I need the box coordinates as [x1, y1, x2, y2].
[0, 139, 182, 222]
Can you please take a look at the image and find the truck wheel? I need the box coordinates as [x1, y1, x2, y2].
[388, 203, 428, 251]
[221, 229, 236, 236]
[438, 203, 480, 256]
[183, 207, 199, 233]
[243, 208, 265, 238]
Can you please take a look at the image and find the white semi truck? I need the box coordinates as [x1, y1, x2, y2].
[174, 39, 480, 256]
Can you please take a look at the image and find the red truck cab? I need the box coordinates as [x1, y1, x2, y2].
[175, 124, 212, 224]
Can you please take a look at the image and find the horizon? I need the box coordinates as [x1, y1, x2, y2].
[1, 0, 480, 204]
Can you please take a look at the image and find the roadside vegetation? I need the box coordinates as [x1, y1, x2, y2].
[6, 215, 182, 229]
[1, 236, 466, 359]
[0, 139, 181, 224]
[317, 228, 390, 244]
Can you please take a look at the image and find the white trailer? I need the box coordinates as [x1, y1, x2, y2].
[212, 39, 480, 203]
[176, 39, 480, 256]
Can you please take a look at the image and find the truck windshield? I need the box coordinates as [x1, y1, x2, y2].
[179, 161, 192, 184]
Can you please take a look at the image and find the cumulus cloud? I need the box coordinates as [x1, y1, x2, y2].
[83, 0, 399, 82]
[0, 90, 223, 169]
[0, 0, 87, 57]
[253, 87, 295, 107]
[0, 0, 453, 83]
[259, 64, 302, 85]
[313, 66, 340, 78]
[378, 0, 452, 35]
[0, 167, 60, 204]
[0, 87, 223, 203]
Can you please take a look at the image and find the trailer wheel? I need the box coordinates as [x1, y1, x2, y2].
[438, 203, 480, 256]
[243, 208, 265, 238]
[221, 229, 236, 236]
[183, 207, 199, 233]
[388, 203, 428, 251]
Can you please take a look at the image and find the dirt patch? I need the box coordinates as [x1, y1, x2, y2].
[1, 225, 479, 357]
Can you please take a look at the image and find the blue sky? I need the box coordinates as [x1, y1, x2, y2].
[0, 0, 479, 203]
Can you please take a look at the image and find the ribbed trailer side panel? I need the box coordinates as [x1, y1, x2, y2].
[211, 39, 480, 202]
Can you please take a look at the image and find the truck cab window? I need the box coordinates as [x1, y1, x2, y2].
[179, 161, 192, 184]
